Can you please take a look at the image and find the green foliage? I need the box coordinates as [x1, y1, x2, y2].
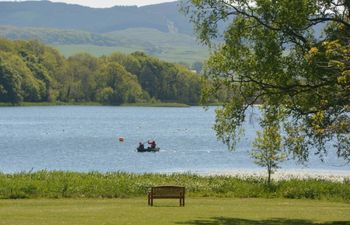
[120, 102, 190, 107]
[96, 62, 143, 105]
[0, 26, 209, 65]
[0, 39, 203, 105]
[251, 108, 287, 185]
[0, 1, 210, 65]
[0, 54, 23, 104]
[103, 52, 202, 105]
[191, 61, 204, 73]
[63, 53, 98, 102]
[0, 171, 349, 202]
[252, 125, 287, 185]
[183, 0, 350, 162]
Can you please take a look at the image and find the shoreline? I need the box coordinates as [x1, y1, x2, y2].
[197, 168, 350, 182]
[2, 168, 348, 182]
[0, 102, 192, 107]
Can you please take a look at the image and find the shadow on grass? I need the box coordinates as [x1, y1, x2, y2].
[176, 217, 350, 225]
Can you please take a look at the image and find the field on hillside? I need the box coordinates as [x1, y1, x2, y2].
[53, 28, 209, 64]
[1, 25, 209, 65]
[54, 44, 208, 65]
[0, 198, 349, 225]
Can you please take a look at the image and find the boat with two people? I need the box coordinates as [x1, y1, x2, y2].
[137, 140, 159, 152]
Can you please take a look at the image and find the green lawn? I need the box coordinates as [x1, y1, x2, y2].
[0, 198, 349, 225]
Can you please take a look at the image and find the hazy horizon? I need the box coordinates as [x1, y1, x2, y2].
[0, 0, 178, 8]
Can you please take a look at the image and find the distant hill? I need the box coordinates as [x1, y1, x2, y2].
[0, 25, 120, 46]
[0, 1, 208, 64]
[0, 1, 193, 34]
[0, 25, 208, 64]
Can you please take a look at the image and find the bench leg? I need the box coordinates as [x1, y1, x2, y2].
[179, 197, 185, 207]
[147, 193, 154, 206]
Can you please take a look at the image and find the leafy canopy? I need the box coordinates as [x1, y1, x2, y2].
[0, 39, 202, 105]
[182, 0, 350, 162]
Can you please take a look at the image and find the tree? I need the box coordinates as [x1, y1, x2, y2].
[0, 39, 203, 105]
[251, 108, 287, 185]
[96, 87, 114, 104]
[0, 58, 23, 104]
[65, 53, 98, 102]
[16, 40, 64, 102]
[96, 62, 143, 105]
[182, 0, 350, 162]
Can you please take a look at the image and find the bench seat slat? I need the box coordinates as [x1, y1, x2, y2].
[152, 196, 182, 199]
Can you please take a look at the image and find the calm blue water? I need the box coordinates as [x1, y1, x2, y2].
[0, 106, 348, 173]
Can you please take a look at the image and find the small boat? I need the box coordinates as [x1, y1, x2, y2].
[137, 147, 160, 152]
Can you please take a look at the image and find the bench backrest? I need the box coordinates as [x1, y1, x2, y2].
[151, 186, 185, 197]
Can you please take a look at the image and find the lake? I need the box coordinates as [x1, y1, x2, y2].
[0, 106, 348, 173]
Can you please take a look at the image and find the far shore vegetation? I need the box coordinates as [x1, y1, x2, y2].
[120, 102, 190, 107]
[0, 101, 192, 107]
[0, 39, 215, 107]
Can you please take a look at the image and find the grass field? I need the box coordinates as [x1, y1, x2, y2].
[0, 198, 349, 225]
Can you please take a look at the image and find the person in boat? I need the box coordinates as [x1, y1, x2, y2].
[138, 142, 145, 150]
[148, 140, 156, 149]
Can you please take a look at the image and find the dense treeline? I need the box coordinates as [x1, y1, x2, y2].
[0, 39, 202, 105]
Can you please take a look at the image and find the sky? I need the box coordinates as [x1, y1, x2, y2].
[0, 0, 178, 7]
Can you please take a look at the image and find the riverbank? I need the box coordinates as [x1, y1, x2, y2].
[0, 102, 102, 107]
[0, 102, 191, 107]
[120, 102, 190, 107]
[0, 171, 349, 201]
[201, 169, 350, 182]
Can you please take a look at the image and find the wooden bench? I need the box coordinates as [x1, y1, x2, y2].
[148, 186, 185, 206]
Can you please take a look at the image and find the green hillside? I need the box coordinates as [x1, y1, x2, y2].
[0, 1, 192, 34]
[0, 25, 120, 46]
[55, 28, 209, 64]
[54, 44, 208, 65]
[0, 1, 209, 65]
[0, 26, 209, 64]
[107, 28, 199, 46]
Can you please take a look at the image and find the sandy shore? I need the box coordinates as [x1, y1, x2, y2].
[199, 169, 350, 182]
